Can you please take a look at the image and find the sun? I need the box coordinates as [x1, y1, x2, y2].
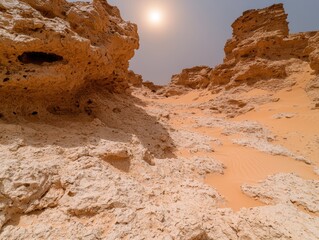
[148, 9, 163, 25]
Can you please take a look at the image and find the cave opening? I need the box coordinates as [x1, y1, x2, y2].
[18, 52, 63, 65]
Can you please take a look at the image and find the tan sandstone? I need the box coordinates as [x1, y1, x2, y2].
[0, 0, 139, 118]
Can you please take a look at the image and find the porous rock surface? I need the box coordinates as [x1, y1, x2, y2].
[0, 0, 139, 117]
[242, 173, 319, 213]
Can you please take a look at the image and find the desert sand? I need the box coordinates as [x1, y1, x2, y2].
[136, 79, 319, 211]
[0, 1, 319, 239]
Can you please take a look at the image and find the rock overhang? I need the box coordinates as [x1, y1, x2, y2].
[0, 0, 139, 117]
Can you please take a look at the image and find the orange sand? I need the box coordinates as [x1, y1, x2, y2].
[138, 73, 319, 211]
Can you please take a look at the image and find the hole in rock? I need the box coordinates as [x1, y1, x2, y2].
[68, 191, 76, 197]
[101, 154, 131, 173]
[18, 52, 63, 65]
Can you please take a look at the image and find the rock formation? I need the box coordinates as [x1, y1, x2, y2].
[242, 173, 319, 213]
[306, 76, 319, 108]
[211, 4, 317, 89]
[158, 66, 213, 97]
[127, 70, 143, 87]
[0, 0, 139, 118]
[162, 3, 319, 118]
[171, 66, 212, 89]
[308, 32, 319, 73]
[167, 4, 319, 92]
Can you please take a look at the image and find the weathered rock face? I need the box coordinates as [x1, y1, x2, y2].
[224, 3, 289, 62]
[306, 76, 319, 108]
[308, 32, 319, 73]
[242, 173, 319, 214]
[142, 81, 163, 92]
[0, 0, 139, 117]
[167, 4, 319, 93]
[211, 3, 318, 88]
[127, 70, 143, 87]
[155, 66, 213, 97]
[171, 66, 213, 89]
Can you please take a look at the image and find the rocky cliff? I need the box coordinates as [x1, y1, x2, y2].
[0, 0, 139, 118]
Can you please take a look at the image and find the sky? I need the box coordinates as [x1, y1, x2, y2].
[107, 0, 319, 85]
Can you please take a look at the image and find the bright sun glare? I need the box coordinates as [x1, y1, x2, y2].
[148, 9, 162, 25]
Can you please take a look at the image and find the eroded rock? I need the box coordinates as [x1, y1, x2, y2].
[210, 4, 318, 89]
[171, 66, 213, 89]
[165, 4, 319, 100]
[0, 0, 139, 117]
[242, 173, 319, 213]
[0, 159, 63, 228]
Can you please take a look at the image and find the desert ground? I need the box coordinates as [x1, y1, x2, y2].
[133, 69, 319, 212]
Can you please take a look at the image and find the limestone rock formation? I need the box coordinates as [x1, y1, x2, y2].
[211, 3, 317, 89]
[308, 32, 319, 73]
[163, 3, 319, 119]
[171, 66, 212, 89]
[0, 0, 139, 118]
[158, 66, 213, 97]
[167, 4, 319, 93]
[306, 76, 319, 108]
[142, 81, 163, 92]
[242, 173, 319, 213]
[127, 70, 143, 87]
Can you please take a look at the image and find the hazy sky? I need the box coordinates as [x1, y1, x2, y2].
[107, 0, 319, 85]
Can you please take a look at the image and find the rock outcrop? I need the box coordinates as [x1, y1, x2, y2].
[170, 66, 212, 89]
[211, 4, 317, 89]
[308, 32, 319, 73]
[127, 70, 143, 87]
[306, 76, 319, 108]
[242, 173, 319, 213]
[167, 4, 319, 93]
[157, 66, 213, 97]
[0, 0, 139, 118]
